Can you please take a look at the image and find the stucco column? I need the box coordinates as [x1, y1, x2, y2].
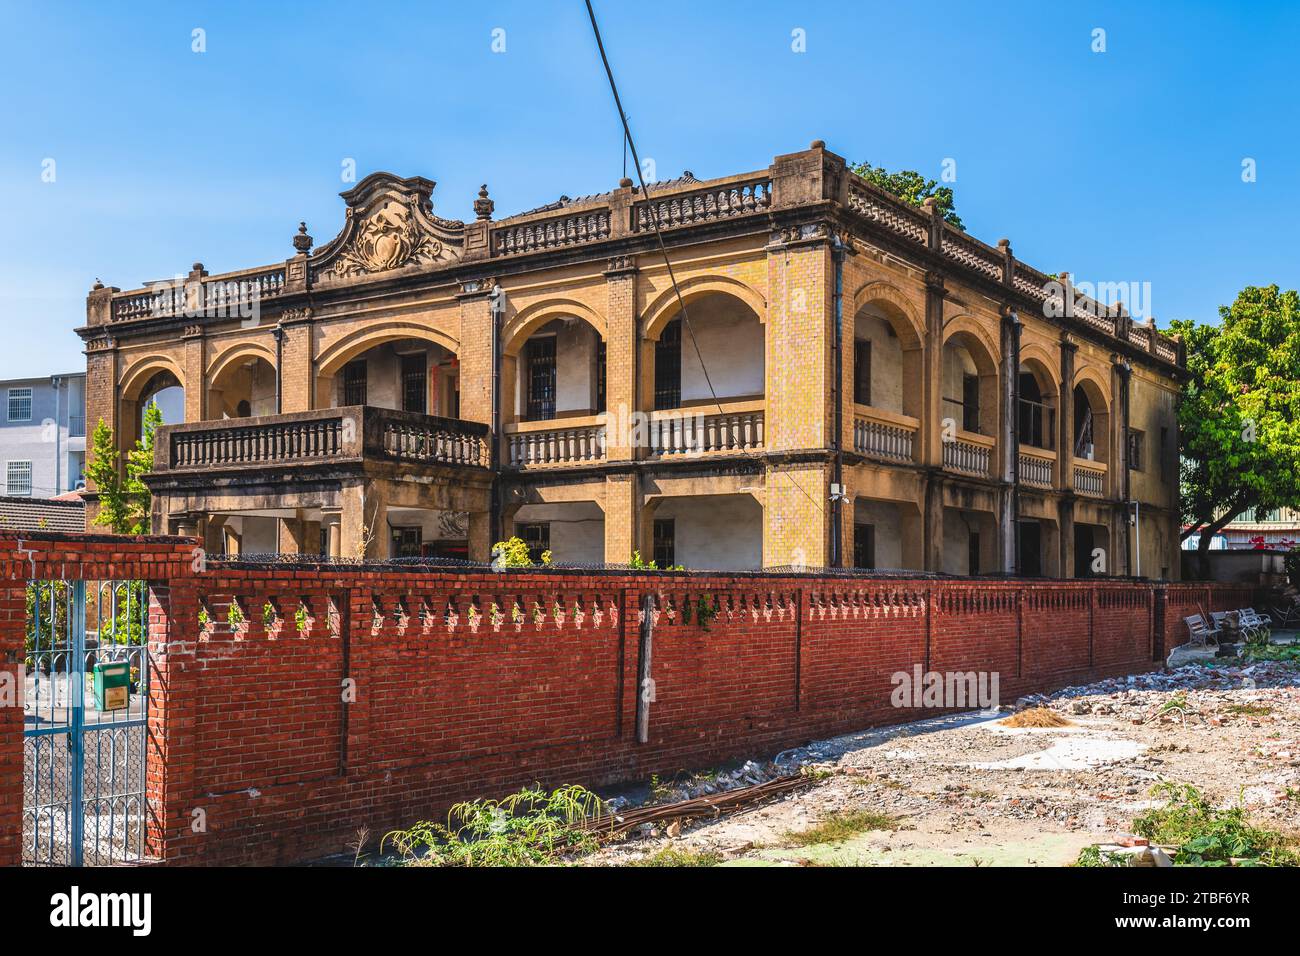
[763, 231, 832, 567]
[341, 481, 386, 559]
[467, 511, 492, 563]
[603, 472, 639, 563]
[920, 272, 945, 467]
[999, 309, 1021, 573]
[604, 259, 638, 461]
[457, 286, 494, 427]
[922, 472, 944, 571]
[181, 327, 205, 422]
[277, 314, 314, 413]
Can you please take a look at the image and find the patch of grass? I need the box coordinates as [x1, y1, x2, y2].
[627, 846, 722, 867]
[382, 784, 605, 867]
[1223, 703, 1273, 717]
[784, 809, 897, 847]
[1075, 782, 1300, 867]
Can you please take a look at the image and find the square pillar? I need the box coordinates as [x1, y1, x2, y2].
[604, 473, 639, 563]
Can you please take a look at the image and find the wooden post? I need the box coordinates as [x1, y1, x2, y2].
[635, 592, 655, 744]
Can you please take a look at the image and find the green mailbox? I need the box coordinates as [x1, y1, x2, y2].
[93, 661, 131, 712]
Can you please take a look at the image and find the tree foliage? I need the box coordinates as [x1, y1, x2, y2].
[849, 161, 964, 229]
[85, 403, 163, 535]
[1171, 285, 1300, 574]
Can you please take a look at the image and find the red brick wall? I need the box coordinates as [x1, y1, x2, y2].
[0, 531, 1263, 867]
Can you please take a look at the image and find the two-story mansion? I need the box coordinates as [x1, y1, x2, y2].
[78, 141, 1185, 578]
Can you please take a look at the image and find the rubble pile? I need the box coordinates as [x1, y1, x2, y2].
[591, 654, 1300, 866]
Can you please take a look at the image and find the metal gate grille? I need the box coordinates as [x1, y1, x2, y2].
[23, 580, 150, 866]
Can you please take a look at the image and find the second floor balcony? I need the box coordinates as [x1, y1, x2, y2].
[153, 406, 489, 477]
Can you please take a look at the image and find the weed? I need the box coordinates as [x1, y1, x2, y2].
[1223, 703, 1273, 717]
[1077, 782, 1300, 867]
[627, 846, 722, 867]
[382, 784, 604, 867]
[783, 809, 897, 847]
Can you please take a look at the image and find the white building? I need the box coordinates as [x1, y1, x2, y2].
[0, 373, 86, 498]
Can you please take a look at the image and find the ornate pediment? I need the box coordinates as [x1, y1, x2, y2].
[312, 173, 466, 280]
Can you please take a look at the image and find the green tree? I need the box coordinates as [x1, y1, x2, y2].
[85, 402, 163, 535]
[1172, 285, 1300, 578]
[850, 161, 964, 229]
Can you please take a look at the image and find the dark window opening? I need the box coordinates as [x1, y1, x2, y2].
[401, 353, 427, 414]
[1128, 430, 1144, 471]
[967, 532, 980, 575]
[853, 523, 875, 569]
[343, 359, 367, 406]
[1017, 372, 1054, 449]
[1159, 426, 1169, 480]
[654, 319, 682, 410]
[525, 337, 557, 421]
[962, 374, 980, 433]
[518, 522, 550, 565]
[854, 340, 872, 406]
[653, 518, 676, 569]
[1018, 520, 1042, 576]
[390, 526, 422, 559]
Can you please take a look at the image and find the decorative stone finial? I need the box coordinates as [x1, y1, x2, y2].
[293, 221, 313, 255]
[92, 278, 104, 290]
[810, 139, 826, 149]
[192, 262, 204, 272]
[619, 177, 633, 189]
[473, 185, 495, 221]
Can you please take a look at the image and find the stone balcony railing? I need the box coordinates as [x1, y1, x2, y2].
[647, 402, 765, 458]
[1073, 459, 1108, 498]
[154, 406, 488, 474]
[1017, 446, 1056, 489]
[505, 418, 607, 468]
[852, 406, 918, 463]
[943, 431, 995, 478]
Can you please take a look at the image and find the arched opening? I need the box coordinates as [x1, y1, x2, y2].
[646, 292, 764, 411]
[208, 355, 276, 419]
[321, 338, 459, 417]
[1072, 379, 1110, 463]
[852, 300, 922, 418]
[1017, 361, 1056, 450]
[124, 369, 184, 443]
[941, 331, 998, 436]
[510, 316, 604, 423]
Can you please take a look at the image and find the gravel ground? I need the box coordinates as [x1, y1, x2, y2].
[588, 652, 1300, 867]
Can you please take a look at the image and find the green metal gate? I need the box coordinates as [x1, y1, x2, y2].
[22, 580, 150, 866]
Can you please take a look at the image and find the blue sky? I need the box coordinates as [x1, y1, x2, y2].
[0, 0, 1295, 378]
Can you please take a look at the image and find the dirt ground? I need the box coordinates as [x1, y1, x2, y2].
[589, 649, 1300, 867]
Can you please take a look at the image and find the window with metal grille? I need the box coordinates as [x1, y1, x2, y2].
[853, 523, 875, 569]
[595, 339, 607, 413]
[518, 522, 550, 564]
[1128, 430, 1144, 471]
[6, 460, 32, 496]
[853, 340, 872, 406]
[390, 526, 422, 559]
[401, 353, 427, 413]
[7, 387, 31, 422]
[653, 518, 675, 569]
[654, 320, 681, 410]
[1159, 426, 1169, 481]
[525, 337, 557, 421]
[342, 360, 367, 406]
